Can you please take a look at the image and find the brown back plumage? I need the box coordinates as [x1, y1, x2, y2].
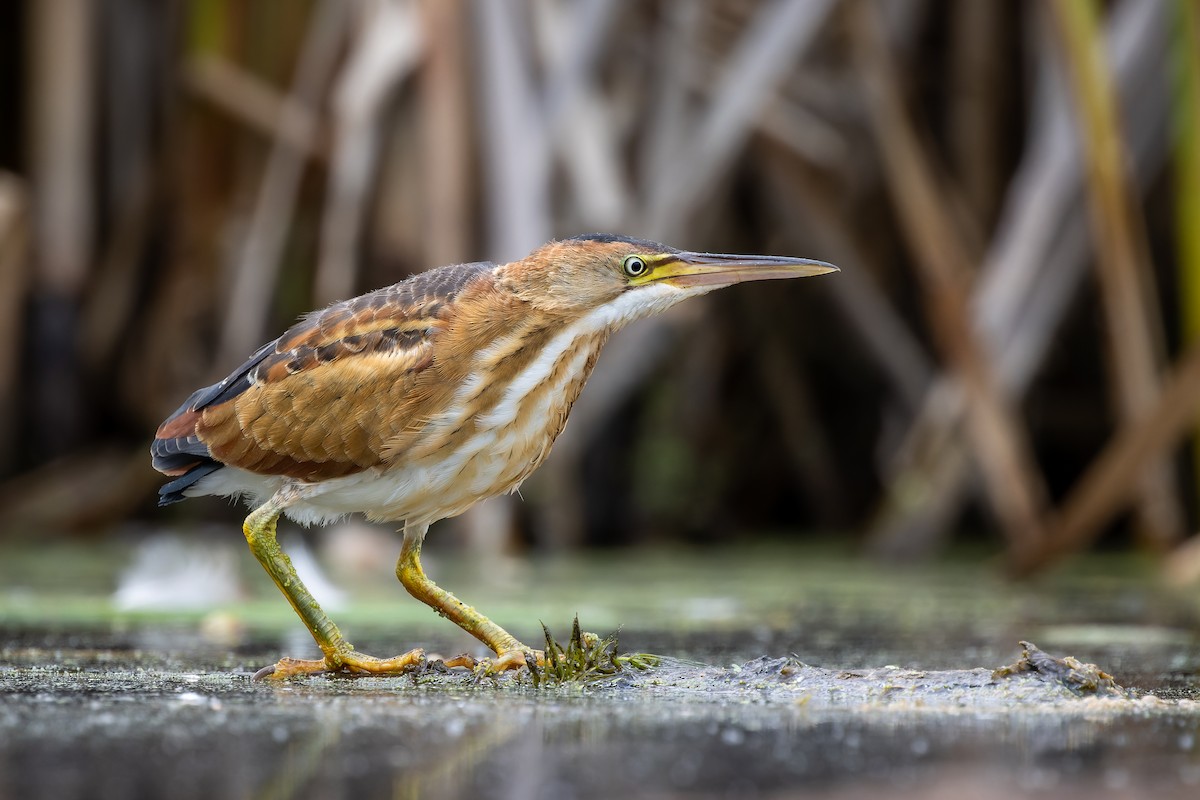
[151, 261, 497, 504]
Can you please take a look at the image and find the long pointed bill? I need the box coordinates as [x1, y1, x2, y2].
[652, 251, 838, 289]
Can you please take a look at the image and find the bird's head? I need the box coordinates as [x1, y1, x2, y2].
[500, 234, 838, 327]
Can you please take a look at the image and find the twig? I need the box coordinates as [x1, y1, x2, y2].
[1012, 338, 1200, 576]
[758, 144, 935, 413]
[645, 0, 837, 239]
[1173, 0, 1200, 517]
[471, 0, 551, 261]
[0, 174, 29, 466]
[948, 1, 1011, 225]
[418, 0, 471, 267]
[29, 0, 95, 297]
[853, 0, 1048, 559]
[315, 0, 423, 305]
[184, 56, 325, 161]
[217, 0, 348, 367]
[868, 0, 1173, 557]
[1049, 0, 1182, 546]
[1013, 0, 1200, 576]
[537, 0, 628, 229]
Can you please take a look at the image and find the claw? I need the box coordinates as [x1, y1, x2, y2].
[462, 646, 542, 683]
[252, 663, 279, 681]
[422, 657, 459, 674]
[257, 656, 330, 680]
[438, 653, 478, 670]
[491, 648, 539, 673]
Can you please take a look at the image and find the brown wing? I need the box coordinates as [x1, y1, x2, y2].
[152, 261, 495, 496]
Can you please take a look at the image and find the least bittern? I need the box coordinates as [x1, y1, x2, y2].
[152, 234, 836, 679]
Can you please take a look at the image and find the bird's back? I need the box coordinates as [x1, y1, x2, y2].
[151, 258, 609, 525]
[152, 261, 496, 504]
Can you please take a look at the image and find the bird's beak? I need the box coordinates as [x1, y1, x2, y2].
[651, 251, 839, 289]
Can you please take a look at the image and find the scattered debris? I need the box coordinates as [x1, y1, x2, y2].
[992, 640, 1127, 697]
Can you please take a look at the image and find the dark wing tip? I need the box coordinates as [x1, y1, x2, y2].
[152, 402, 219, 503]
[157, 461, 222, 506]
[150, 429, 211, 473]
[152, 342, 277, 488]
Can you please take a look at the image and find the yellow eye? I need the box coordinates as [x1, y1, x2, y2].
[623, 255, 648, 278]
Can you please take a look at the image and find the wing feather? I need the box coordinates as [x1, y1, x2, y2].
[152, 261, 495, 489]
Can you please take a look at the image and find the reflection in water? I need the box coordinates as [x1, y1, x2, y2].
[0, 657, 1197, 798]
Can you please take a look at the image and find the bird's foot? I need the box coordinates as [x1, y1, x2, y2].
[443, 646, 542, 681]
[253, 647, 427, 680]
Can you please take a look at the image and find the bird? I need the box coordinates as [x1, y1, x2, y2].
[151, 234, 837, 679]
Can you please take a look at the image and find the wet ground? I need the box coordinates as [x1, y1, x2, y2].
[1, 534, 1199, 798]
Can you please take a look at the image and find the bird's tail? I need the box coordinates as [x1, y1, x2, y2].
[151, 389, 222, 506]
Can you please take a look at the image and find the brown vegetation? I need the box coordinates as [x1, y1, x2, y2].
[1, 0, 1198, 580]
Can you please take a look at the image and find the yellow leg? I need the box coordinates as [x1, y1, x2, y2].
[396, 522, 541, 673]
[244, 496, 425, 679]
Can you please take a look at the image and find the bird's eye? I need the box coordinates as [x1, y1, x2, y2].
[623, 255, 648, 278]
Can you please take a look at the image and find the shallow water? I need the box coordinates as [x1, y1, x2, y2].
[1, 537, 1198, 798]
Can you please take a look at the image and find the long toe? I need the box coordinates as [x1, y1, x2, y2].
[436, 653, 480, 670]
[473, 646, 544, 679]
[336, 648, 427, 676]
[253, 649, 427, 680]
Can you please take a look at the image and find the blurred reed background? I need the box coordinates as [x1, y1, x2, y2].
[0, 0, 1198, 579]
